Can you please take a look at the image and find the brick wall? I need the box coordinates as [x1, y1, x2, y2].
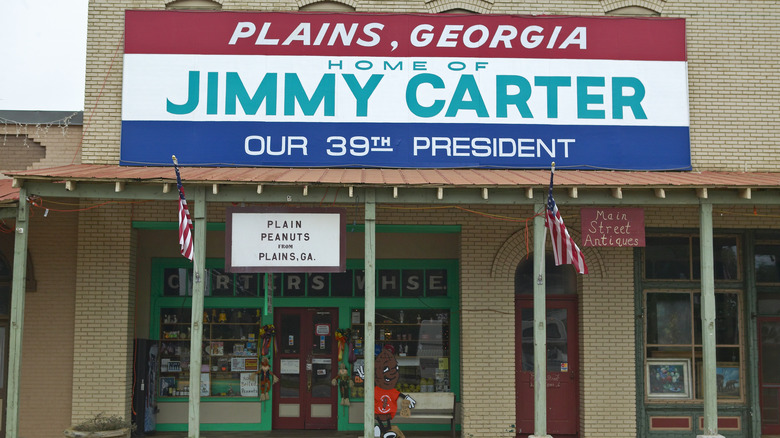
[0, 204, 79, 437]
[580, 247, 635, 437]
[0, 122, 82, 172]
[459, 207, 524, 437]
[71, 202, 135, 423]
[0, 136, 45, 171]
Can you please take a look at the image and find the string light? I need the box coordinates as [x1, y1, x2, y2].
[25, 195, 152, 213]
[1, 112, 79, 150]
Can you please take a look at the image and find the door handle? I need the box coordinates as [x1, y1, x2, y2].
[306, 354, 312, 392]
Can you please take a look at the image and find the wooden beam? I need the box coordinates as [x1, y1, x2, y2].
[363, 190, 376, 438]
[532, 204, 548, 437]
[6, 186, 29, 438]
[19, 179, 780, 207]
[699, 203, 720, 436]
[187, 186, 207, 438]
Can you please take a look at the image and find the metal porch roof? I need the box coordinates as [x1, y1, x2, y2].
[0, 179, 18, 204]
[5, 165, 780, 189]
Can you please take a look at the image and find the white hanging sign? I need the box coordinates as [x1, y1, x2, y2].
[226, 206, 346, 273]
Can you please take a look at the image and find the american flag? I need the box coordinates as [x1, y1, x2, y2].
[546, 169, 588, 274]
[173, 157, 194, 261]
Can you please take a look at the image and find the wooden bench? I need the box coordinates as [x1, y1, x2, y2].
[400, 392, 457, 438]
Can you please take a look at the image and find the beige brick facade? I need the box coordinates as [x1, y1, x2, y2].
[1, 117, 82, 171]
[0, 206, 79, 437]
[1, 1, 779, 438]
[71, 202, 136, 423]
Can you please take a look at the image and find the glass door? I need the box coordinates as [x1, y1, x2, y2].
[515, 297, 579, 438]
[273, 308, 338, 430]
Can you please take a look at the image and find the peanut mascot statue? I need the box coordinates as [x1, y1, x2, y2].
[358, 348, 416, 438]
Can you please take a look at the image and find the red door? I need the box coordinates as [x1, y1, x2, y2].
[273, 308, 338, 430]
[516, 296, 579, 437]
[759, 317, 780, 434]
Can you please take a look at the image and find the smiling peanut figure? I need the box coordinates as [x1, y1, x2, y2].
[358, 347, 416, 438]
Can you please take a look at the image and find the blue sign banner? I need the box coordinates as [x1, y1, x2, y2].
[120, 121, 690, 170]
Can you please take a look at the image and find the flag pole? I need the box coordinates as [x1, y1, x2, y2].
[545, 161, 588, 275]
[173, 155, 206, 438]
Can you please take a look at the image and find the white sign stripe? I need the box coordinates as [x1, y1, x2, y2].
[122, 54, 689, 126]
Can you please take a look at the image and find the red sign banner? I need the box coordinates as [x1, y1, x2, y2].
[581, 207, 645, 247]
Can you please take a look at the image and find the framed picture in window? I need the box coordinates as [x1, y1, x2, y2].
[646, 359, 691, 399]
[695, 361, 741, 400]
[716, 363, 740, 399]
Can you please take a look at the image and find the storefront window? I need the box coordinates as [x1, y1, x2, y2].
[153, 258, 459, 402]
[756, 243, 780, 315]
[350, 309, 450, 397]
[159, 307, 263, 398]
[645, 290, 743, 401]
[644, 235, 739, 281]
[514, 253, 576, 295]
[756, 244, 780, 284]
[643, 233, 743, 402]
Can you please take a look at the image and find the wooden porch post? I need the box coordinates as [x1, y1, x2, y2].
[188, 186, 207, 438]
[363, 190, 376, 438]
[530, 204, 551, 438]
[697, 202, 724, 438]
[5, 185, 29, 438]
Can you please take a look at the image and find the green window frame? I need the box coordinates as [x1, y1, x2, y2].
[150, 257, 460, 405]
[641, 232, 745, 403]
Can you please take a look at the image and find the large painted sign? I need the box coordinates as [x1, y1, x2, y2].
[121, 11, 690, 170]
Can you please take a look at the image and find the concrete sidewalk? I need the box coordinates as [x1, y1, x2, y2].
[148, 431, 454, 438]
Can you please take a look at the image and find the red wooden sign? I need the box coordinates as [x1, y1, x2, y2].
[580, 207, 645, 247]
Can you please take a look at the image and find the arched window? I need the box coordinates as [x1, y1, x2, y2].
[165, 0, 222, 10]
[427, 2, 490, 14]
[299, 1, 356, 12]
[606, 6, 659, 16]
[515, 254, 577, 295]
[440, 8, 476, 14]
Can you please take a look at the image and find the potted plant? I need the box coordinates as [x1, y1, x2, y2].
[63, 413, 135, 438]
